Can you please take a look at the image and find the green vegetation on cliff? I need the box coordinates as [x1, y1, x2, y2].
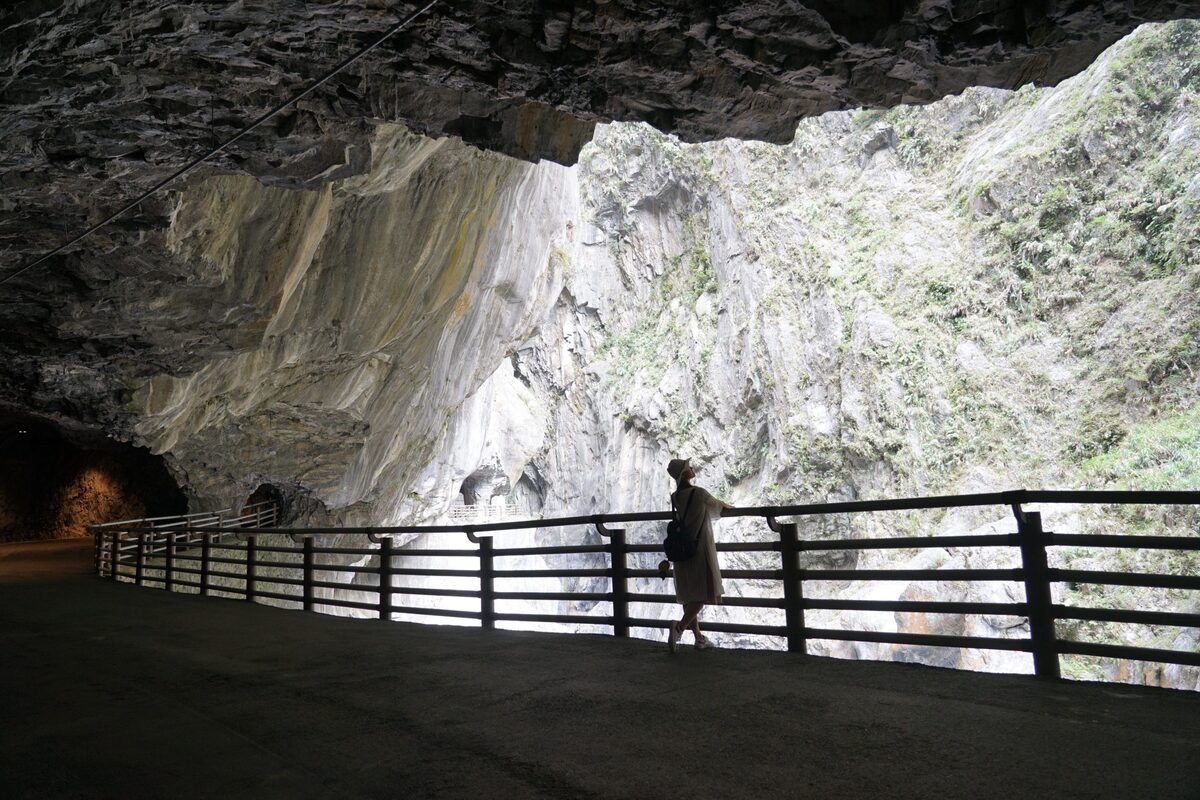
[564, 20, 1200, 685]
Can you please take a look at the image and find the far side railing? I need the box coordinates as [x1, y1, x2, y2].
[90, 502, 277, 566]
[89, 490, 1200, 680]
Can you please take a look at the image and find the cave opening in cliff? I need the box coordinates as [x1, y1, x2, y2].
[0, 412, 186, 543]
[241, 482, 284, 525]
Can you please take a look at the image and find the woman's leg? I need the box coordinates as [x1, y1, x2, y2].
[678, 601, 704, 631]
[692, 564, 717, 638]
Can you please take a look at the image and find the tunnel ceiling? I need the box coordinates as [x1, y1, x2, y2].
[5, 1, 1200, 265]
[2, 0, 1200, 432]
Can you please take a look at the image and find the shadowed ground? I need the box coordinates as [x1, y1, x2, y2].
[2, 540, 1199, 800]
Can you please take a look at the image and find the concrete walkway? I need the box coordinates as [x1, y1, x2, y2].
[3, 540, 1199, 800]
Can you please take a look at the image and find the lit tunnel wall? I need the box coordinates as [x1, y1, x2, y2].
[0, 412, 186, 543]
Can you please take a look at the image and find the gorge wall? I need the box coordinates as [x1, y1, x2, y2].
[7, 21, 1200, 686]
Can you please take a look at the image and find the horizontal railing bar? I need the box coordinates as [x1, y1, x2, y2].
[629, 568, 782, 580]
[1055, 640, 1200, 668]
[626, 618, 786, 636]
[804, 568, 1024, 582]
[169, 566, 202, 576]
[205, 556, 246, 566]
[90, 507, 234, 528]
[804, 598, 1028, 616]
[253, 575, 307, 587]
[390, 586, 481, 598]
[207, 569, 247, 581]
[253, 590, 303, 603]
[801, 534, 1019, 551]
[804, 628, 1034, 652]
[251, 559, 303, 569]
[206, 587, 248, 598]
[388, 549, 479, 558]
[1046, 533, 1200, 551]
[169, 579, 202, 589]
[166, 489, 1200, 539]
[392, 567, 481, 578]
[624, 593, 676, 604]
[390, 605, 482, 620]
[493, 568, 610, 578]
[316, 597, 381, 613]
[310, 579, 372, 592]
[494, 591, 611, 602]
[494, 613, 611, 625]
[716, 542, 783, 552]
[631, 543, 780, 554]
[95, 489, 1200, 542]
[312, 563, 379, 574]
[627, 569, 677, 579]
[1023, 489, 1200, 506]
[1051, 605, 1200, 628]
[310, 547, 381, 557]
[1052, 569, 1200, 591]
[493, 544, 610, 557]
[628, 593, 786, 609]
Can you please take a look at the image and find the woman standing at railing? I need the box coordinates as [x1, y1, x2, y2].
[666, 458, 733, 652]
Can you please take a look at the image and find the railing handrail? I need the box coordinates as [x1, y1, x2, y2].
[90, 501, 277, 530]
[90, 488, 1200, 686]
[140, 488, 1200, 538]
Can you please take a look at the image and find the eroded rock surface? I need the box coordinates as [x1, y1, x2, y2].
[4, 1, 1200, 275]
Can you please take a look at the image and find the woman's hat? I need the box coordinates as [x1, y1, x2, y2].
[666, 458, 690, 480]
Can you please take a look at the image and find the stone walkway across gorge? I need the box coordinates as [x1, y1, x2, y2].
[3, 539, 1200, 800]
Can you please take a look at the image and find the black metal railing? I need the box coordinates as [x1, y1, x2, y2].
[89, 490, 1200, 679]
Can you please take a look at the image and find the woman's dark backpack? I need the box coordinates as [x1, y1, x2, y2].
[663, 488, 701, 562]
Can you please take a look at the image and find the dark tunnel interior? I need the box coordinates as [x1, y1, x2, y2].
[0, 411, 186, 542]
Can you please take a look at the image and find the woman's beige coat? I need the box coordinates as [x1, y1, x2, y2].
[670, 485, 725, 603]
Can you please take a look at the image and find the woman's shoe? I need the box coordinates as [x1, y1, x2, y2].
[668, 622, 682, 653]
[694, 635, 713, 650]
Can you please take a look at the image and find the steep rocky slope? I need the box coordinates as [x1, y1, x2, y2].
[393, 20, 1200, 683]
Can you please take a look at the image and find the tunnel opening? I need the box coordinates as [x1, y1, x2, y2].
[0, 411, 186, 543]
[241, 483, 284, 526]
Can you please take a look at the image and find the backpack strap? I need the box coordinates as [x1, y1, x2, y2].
[672, 486, 698, 524]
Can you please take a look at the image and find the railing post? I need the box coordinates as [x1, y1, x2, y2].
[605, 527, 629, 637]
[91, 527, 101, 574]
[135, 533, 145, 586]
[1014, 505, 1060, 679]
[478, 536, 495, 630]
[111, 532, 122, 581]
[245, 535, 257, 603]
[165, 533, 175, 592]
[378, 537, 393, 621]
[200, 534, 212, 596]
[303, 537, 315, 612]
[771, 518, 806, 654]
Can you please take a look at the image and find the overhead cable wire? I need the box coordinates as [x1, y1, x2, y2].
[0, 0, 440, 287]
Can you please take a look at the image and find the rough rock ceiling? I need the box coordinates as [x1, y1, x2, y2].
[1, 0, 1199, 428]
[5, 1, 1200, 262]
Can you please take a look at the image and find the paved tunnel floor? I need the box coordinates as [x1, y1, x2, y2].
[3, 540, 1200, 800]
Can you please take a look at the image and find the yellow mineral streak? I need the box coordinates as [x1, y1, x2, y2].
[266, 185, 333, 337]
